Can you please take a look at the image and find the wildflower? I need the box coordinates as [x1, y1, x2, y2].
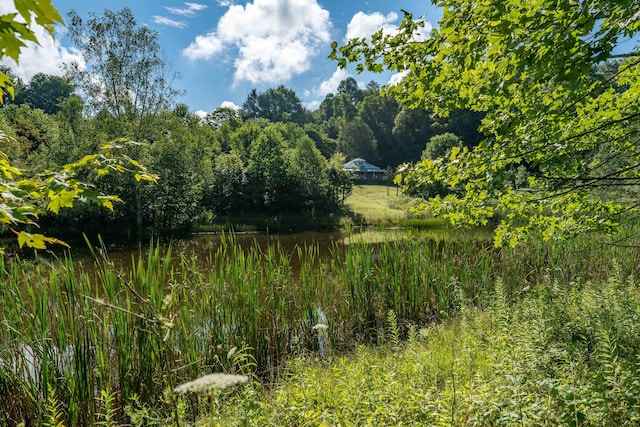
[173, 373, 248, 394]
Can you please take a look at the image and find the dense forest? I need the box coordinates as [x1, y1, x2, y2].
[0, 7, 484, 237]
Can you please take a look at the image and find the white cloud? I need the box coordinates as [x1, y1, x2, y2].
[165, 2, 208, 17]
[185, 2, 208, 12]
[315, 68, 350, 97]
[216, 0, 237, 6]
[194, 109, 209, 118]
[388, 70, 409, 86]
[182, 0, 331, 85]
[153, 16, 188, 28]
[345, 11, 432, 42]
[345, 11, 398, 41]
[220, 101, 240, 110]
[183, 34, 225, 59]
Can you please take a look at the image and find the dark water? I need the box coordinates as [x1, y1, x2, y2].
[68, 226, 494, 275]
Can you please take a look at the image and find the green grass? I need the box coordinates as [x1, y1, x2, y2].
[344, 184, 417, 224]
[2, 231, 640, 424]
[202, 270, 640, 426]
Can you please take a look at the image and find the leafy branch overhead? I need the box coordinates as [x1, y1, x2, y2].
[0, 0, 62, 104]
[0, 139, 157, 251]
[332, 0, 640, 247]
[0, 1, 160, 252]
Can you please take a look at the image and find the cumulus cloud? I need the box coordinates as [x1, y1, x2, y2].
[302, 68, 353, 111]
[345, 11, 398, 41]
[0, 6, 84, 81]
[165, 2, 208, 17]
[193, 109, 209, 118]
[153, 16, 188, 28]
[315, 67, 350, 98]
[220, 101, 240, 110]
[345, 11, 432, 43]
[182, 0, 331, 85]
[388, 70, 410, 86]
[182, 34, 225, 59]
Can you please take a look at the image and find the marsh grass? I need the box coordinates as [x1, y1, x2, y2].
[1, 231, 639, 424]
[205, 268, 640, 426]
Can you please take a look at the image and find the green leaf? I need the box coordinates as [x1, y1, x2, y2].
[47, 189, 77, 214]
[18, 231, 69, 249]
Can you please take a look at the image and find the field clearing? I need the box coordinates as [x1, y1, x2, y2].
[345, 184, 416, 223]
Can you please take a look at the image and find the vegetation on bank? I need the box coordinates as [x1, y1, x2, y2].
[205, 271, 640, 426]
[2, 231, 640, 425]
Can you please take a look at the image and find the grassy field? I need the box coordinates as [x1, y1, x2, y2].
[344, 184, 416, 223]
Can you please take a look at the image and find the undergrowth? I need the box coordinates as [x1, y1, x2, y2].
[202, 268, 640, 426]
[2, 231, 640, 424]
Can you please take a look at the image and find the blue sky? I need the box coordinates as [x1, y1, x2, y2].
[1, 0, 442, 115]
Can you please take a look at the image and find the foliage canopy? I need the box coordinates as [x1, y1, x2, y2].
[332, 0, 640, 246]
[0, 1, 156, 252]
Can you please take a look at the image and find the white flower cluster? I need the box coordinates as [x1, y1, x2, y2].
[173, 373, 249, 394]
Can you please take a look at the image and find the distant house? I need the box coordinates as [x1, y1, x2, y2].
[342, 158, 387, 180]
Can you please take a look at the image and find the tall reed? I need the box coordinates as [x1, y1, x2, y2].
[1, 230, 639, 424]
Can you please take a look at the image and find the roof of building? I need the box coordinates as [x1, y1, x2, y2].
[342, 158, 387, 173]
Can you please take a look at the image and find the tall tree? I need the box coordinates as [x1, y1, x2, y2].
[15, 73, 74, 114]
[66, 7, 180, 229]
[337, 77, 364, 106]
[337, 117, 378, 163]
[358, 93, 400, 166]
[246, 127, 296, 212]
[333, 1, 640, 246]
[242, 85, 306, 125]
[66, 8, 181, 140]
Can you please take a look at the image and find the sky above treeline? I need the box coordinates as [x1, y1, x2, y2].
[0, 0, 442, 115]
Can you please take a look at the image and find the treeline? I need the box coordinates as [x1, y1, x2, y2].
[0, 8, 485, 236]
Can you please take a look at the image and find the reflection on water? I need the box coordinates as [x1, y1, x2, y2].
[70, 226, 494, 276]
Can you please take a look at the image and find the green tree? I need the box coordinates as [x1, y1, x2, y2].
[290, 134, 331, 214]
[358, 93, 400, 166]
[392, 105, 442, 162]
[337, 117, 378, 163]
[246, 127, 297, 212]
[444, 109, 485, 148]
[327, 152, 353, 203]
[15, 73, 74, 114]
[140, 119, 208, 230]
[333, 1, 640, 246]
[422, 132, 463, 161]
[0, 0, 155, 251]
[66, 8, 181, 140]
[304, 123, 336, 159]
[415, 132, 464, 198]
[208, 106, 242, 131]
[242, 85, 307, 125]
[66, 7, 181, 230]
[2, 103, 60, 156]
[206, 151, 247, 215]
[337, 76, 364, 106]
